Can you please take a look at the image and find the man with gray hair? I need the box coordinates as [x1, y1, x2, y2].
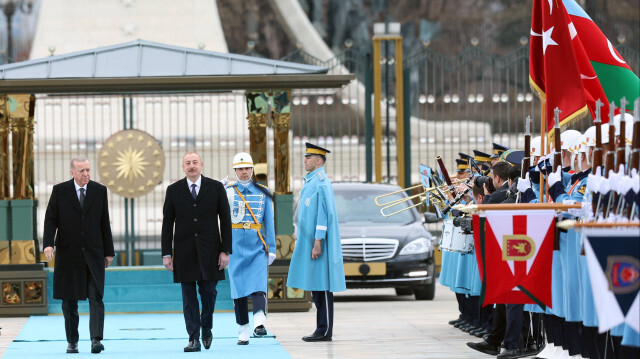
[43, 157, 115, 354]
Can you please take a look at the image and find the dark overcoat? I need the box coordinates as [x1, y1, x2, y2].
[161, 176, 232, 283]
[43, 179, 115, 300]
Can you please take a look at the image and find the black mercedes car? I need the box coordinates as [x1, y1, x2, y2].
[333, 182, 439, 300]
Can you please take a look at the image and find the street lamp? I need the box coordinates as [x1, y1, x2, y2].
[1, 0, 33, 64]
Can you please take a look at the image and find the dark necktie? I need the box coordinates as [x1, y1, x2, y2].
[191, 184, 197, 200]
[79, 188, 86, 209]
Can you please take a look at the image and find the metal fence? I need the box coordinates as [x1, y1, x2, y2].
[30, 44, 639, 261]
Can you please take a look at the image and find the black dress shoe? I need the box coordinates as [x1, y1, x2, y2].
[448, 318, 462, 325]
[453, 320, 468, 329]
[253, 325, 267, 337]
[66, 342, 79, 354]
[90, 339, 104, 354]
[237, 340, 249, 345]
[462, 324, 478, 333]
[496, 348, 523, 358]
[466, 340, 500, 356]
[184, 340, 201, 352]
[302, 333, 332, 342]
[202, 329, 212, 350]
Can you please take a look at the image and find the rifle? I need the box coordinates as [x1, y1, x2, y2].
[604, 102, 617, 217]
[592, 100, 604, 218]
[604, 101, 616, 179]
[522, 116, 531, 178]
[630, 98, 640, 175]
[517, 116, 531, 204]
[617, 97, 628, 169]
[593, 99, 604, 174]
[553, 108, 562, 171]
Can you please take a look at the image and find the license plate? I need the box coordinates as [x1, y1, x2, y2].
[344, 262, 386, 276]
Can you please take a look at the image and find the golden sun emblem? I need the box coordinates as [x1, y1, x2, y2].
[99, 129, 165, 198]
[114, 147, 150, 182]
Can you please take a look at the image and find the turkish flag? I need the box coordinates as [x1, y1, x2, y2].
[529, 0, 591, 133]
[473, 210, 556, 308]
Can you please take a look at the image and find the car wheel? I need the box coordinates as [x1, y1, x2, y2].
[395, 287, 413, 296]
[414, 280, 436, 300]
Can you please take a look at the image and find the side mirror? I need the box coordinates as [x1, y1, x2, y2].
[423, 212, 440, 223]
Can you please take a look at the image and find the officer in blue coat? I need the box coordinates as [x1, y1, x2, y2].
[287, 142, 346, 342]
[226, 152, 277, 345]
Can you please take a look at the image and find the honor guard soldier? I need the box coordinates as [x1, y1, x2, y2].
[226, 152, 277, 345]
[287, 142, 346, 342]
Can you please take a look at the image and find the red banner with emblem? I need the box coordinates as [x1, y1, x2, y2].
[472, 210, 556, 308]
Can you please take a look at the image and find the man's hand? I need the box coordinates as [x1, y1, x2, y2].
[44, 246, 54, 261]
[483, 183, 490, 196]
[311, 239, 322, 260]
[105, 256, 113, 268]
[163, 256, 173, 272]
[218, 252, 229, 270]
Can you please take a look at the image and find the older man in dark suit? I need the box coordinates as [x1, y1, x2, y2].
[43, 157, 114, 354]
[161, 152, 232, 352]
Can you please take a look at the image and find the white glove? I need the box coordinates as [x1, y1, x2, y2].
[631, 169, 640, 194]
[608, 169, 620, 194]
[598, 177, 610, 194]
[220, 175, 230, 187]
[548, 166, 562, 187]
[517, 173, 531, 193]
[587, 167, 602, 193]
[619, 175, 634, 195]
[268, 253, 276, 265]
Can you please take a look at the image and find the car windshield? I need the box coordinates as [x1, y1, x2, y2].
[333, 187, 415, 225]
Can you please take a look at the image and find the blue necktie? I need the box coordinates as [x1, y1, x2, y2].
[191, 184, 197, 200]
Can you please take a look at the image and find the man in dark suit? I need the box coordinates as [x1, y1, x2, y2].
[484, 162, 511, 204]
[43, 157, 114, 354]
[161, 152, 232, 352]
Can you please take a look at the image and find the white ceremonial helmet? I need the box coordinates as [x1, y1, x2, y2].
[530, 136, 548, 157]
[613, 113, 635, 145]
[560, 130, 582, 152]
[581, 123, 610, 148]
[232, 152, 254, 169]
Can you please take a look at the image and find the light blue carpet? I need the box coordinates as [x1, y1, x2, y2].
[5, 313, 291, 359]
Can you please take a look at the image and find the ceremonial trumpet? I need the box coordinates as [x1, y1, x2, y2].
[375, 183, 451, 217]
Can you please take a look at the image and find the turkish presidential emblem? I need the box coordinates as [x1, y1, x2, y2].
[99, 129, 165, 198]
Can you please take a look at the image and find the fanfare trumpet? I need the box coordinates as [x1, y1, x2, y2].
[374, 183, 453, 217]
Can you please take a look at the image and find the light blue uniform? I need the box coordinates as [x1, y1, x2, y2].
[287, 167, 346, 292]
[226, 181, 276, 299]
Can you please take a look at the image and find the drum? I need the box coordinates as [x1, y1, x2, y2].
[441, 221, 474, 253]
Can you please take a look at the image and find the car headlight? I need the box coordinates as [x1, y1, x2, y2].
[399, 237, 432, 255]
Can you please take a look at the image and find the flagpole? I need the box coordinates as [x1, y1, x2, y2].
[557, 220, 640, 230]
[540, 99, 546, 202]
[455, 202, 581, 213]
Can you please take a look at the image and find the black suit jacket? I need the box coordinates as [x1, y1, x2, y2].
[161, 176, 232, 283]
[43, 179, 114, 300]
[485, 182, 510, 204]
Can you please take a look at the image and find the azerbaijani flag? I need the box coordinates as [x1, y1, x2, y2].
[564, 0, 639, 114]
[530, 0, 639, 134]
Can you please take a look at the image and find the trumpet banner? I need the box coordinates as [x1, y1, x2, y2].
[473, 210, 556, 308]
[583, 229, 640, 334]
